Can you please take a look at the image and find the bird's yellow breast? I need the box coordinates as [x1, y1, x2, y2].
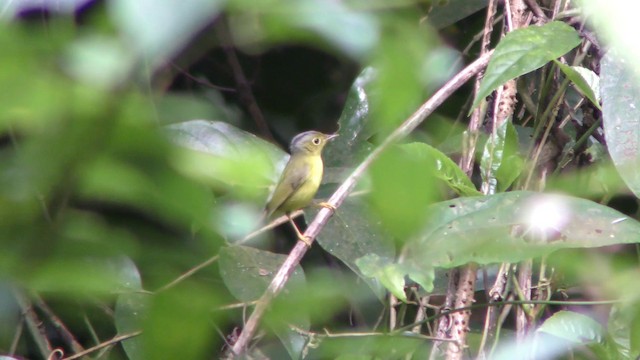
[276, 154, 323, 214]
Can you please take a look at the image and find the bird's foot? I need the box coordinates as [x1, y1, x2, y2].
[316, 201, 336, 211]
[298, 234, 313, 247]
[288, 216, 313, 247]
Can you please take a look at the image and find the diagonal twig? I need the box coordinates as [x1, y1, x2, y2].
[229, 49, 495, 356]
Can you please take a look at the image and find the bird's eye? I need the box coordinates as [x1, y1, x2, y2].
[312, 137, 321, 145]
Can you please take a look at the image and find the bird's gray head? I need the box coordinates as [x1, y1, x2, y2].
[289, 131, 338, 155]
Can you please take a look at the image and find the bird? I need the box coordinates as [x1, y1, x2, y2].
[264, 131, 338, 246]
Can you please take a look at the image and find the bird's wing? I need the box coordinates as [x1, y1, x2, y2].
[265, 161, 310, 217]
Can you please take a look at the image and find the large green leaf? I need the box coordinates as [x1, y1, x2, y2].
[608, 303, 640, 359]
[601, 49, 640, 199]
[108, 0, 224, 69]
[167, 120, 287, 199]
[115, 292, 149, 360]
[312, 197, 394, 299]
[143, 287, 218, 360]
[219, 245, 308, 359]
[367, 145, 444, 240]
[229, 0, 378, 60]
[370, 16, 440, 130]
[401, 142, 481, 196]
[555, 61, 602, 110]
[472, 21, 581, 111]
[538, 311, 603, 344]
[113, 260, 145, 360]
[382, 191, 640, 292]
[356, 253, 412, 302]
[219, 245, 305, 302]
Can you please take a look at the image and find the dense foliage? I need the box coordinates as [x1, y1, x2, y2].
[1, 0, 640, 359]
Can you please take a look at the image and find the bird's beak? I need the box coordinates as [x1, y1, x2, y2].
[326, 134, 339, 141]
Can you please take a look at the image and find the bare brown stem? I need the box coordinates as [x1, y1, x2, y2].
[215, 18, 274, 141]
[61, 331, 142, 360]
[34, 294, 85, 354]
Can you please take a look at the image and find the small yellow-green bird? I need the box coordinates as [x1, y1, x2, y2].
[265, 131, 338, 246]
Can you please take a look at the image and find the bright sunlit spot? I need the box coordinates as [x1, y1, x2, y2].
[522, 195, 571, 240]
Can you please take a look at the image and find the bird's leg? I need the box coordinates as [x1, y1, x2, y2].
[314, 201, 336, 211]
[287, 214, 312, 247]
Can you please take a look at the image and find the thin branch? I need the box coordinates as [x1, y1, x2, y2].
[440, 0, 498, 357]
[156, 255, 219, 293]
[9, 318, 24, 355]
[524, 0, 548, 21]
[171, 64, 237, 92]
[216, 301, 259, 311]
[156, 210, 303, 292]
[516, 260, 533, 341]
[290, 325, 456, 342]
[33, 294, 85, 355]
[229, 50, 495, 357]
[13, 288, 52, 359]
[215, 18, 274, 141]
[61, 331, 142, 360]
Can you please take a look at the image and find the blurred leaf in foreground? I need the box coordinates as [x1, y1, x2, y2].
[601, 48, 640, 199]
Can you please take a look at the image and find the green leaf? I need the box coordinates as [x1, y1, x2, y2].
[115, 292, 149, 360]
[113, 260, 146, 360]
[63, 35, 135, 90]
[601, 49, 640, 199]
[311, 334, 424, 359]
[313, 197, 394, 299]
[219, 245, 306, 302]
[538, 311, 603, 344]
[401, 142, 481, 196]
[555, 61, 602, 110]
[370, 16, 440, 130]
[219, 245, 308, 358]
[607, 303, 640, 359]
[229, 0, 378, 60]
[367, 145, 444, 239]
[155, 93, 240, 126]
[76, 153, 215, 229]
[398, 191, 640, 290]
[142, 287, 218, 360]
[323, 67, 376, 173]
[472, 21, 581, 111]
[167, 120, 287, 200]
[481, 120, 523, 193]
[108, 0, 224, 69]
[356, 254, 408, 301]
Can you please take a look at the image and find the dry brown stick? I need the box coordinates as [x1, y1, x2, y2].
[170, 64, 237, 92]
[436, 0, 499, 358]
[445, 263, 478, 359]
[515, 263, 533, 342]
[429, 268, 458, 360]
[33, 294, 85, 355]
[477, 263, 510, 358]
[13, 289, 53, 359]
[9, 317, 24, 355]
[229, 50, 495, 357]
[61, 331, 142, 360]
[215, 18, 274, 141]
[524, 0, 548, 21]
[156, 210, 303, 292]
